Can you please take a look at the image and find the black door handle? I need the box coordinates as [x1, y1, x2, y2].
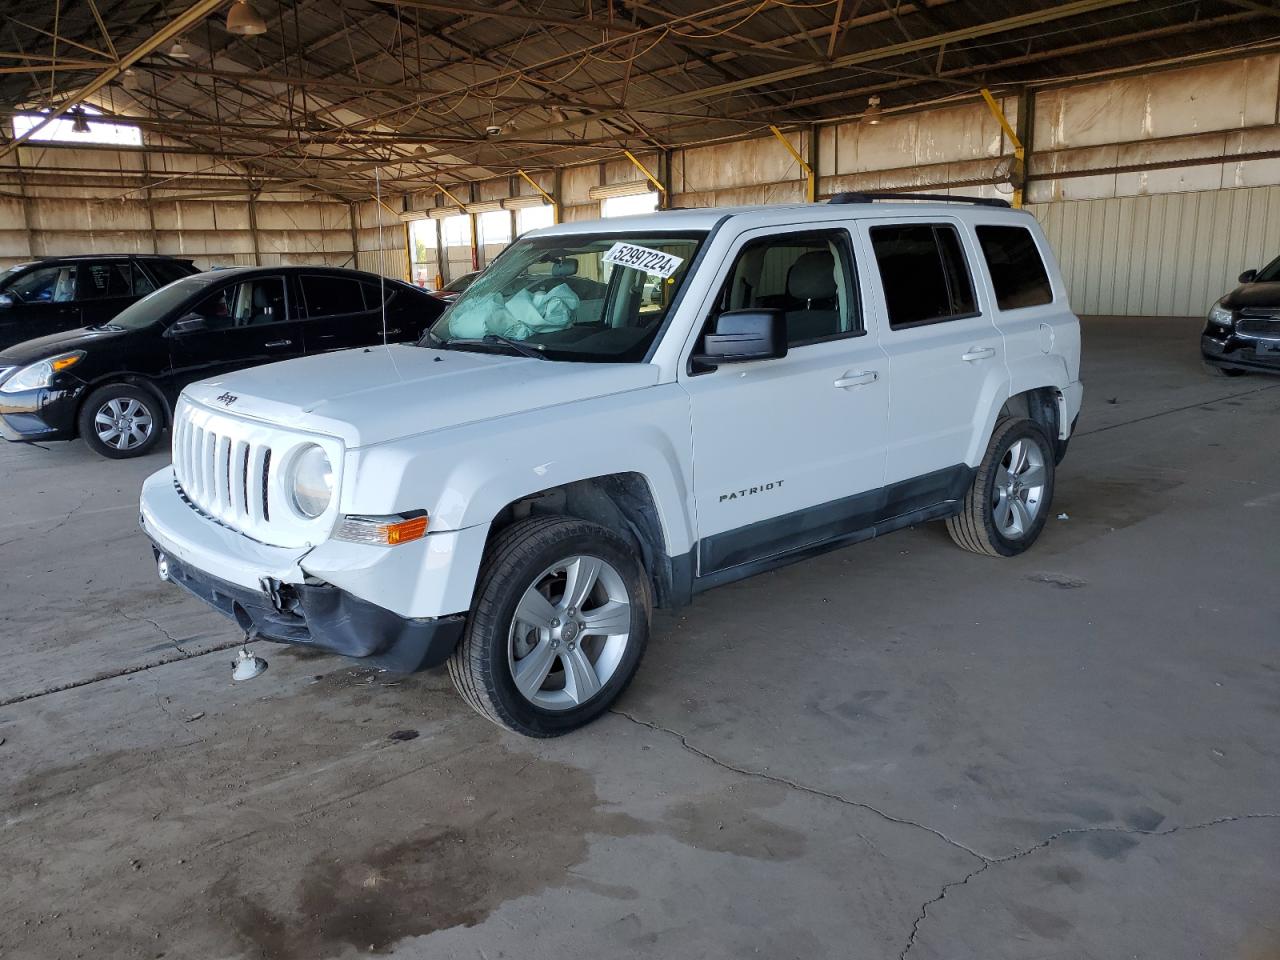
[265, 339, 293, 348]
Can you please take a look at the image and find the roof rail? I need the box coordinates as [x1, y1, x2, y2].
[827, 191, 1011, 208]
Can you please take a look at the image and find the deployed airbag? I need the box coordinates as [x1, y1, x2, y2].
[448, 282, 582, 340]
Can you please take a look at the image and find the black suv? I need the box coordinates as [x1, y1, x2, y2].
[0, 255, 198, 350]
[1202, 259, 1280, 377]
[0, 266, 445, 459]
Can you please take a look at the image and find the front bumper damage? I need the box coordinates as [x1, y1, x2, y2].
[154, 549, 464, 671]
[139, 467, 468, 672]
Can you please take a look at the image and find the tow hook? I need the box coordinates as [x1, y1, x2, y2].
[260, 577, 300, 615]
[156, 552, 170, 582]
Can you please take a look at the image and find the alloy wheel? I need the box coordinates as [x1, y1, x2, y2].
[94, 397, 154, 451]
[991, 437, 1047, 538]
[507, 554, 632, 711]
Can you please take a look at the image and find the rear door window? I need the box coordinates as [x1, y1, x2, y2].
[975, 225, 1053, 309]
[79, 262, 134, 300]
[301, 275, 366, 317]
[131, 262, 157, 296]
[869, 224, 977, 329]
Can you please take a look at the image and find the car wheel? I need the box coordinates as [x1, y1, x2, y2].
[78, 384, 164, 459]
[448, 515, 651, 737]
[947, 417, 1055, 558]
[1202, 360, 1245, 378]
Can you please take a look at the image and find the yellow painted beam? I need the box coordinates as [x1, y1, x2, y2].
[980, 88, 1024, 208]
[769, 124, 815, 203]
[434, 182, 468, 209]
[517, 168, 558, 223]
[623, 150, 666, 197]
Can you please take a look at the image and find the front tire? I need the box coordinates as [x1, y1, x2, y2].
[78, 383, 164, 459]
[947, 417, 1055, 557]
[448, 516, 651, 737]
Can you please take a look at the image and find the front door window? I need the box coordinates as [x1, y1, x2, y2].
[7, 265, 77, 304]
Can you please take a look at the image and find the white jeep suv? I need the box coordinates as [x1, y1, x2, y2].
[140, 194, 1082, 737]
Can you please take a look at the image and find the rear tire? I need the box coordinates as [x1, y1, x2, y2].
[947, 417, 1055, 558]
[448, 516, 651, 737]
[78, 383, 164, 459]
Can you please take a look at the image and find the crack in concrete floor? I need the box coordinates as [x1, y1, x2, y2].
[612, 708, 990, 861]
[611, 708, 1280, 960]
[0, 635, 246, 708]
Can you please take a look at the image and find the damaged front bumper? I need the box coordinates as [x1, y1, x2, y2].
[139, 467, 466, 671]
[154, 549, 463, 671]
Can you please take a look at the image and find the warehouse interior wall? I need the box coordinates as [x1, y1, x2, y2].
[0, 134, 360, 272]
[6, 53, 1279, 316]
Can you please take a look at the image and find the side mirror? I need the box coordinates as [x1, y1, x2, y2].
[1239, 269, 1258, 284]
[0, 294, 12, 310]
[692, 309, 787, 368]
[168, 313, 208, 336]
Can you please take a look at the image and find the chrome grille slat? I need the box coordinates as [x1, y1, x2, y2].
[213, 434, 231, 515]
[200, 429, 216, 505]
[246, 442, 268, 525]
[232, 440, 250, 518]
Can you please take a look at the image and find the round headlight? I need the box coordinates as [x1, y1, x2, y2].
[290, 444, 333, 518]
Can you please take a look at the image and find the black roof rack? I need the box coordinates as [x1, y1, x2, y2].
[827, 191, 1011, 208]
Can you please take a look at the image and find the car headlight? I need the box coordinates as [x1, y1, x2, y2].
[288, 444, 333, 518]
[1208, 303, 1234, 327]
[0, 351, 84, 394]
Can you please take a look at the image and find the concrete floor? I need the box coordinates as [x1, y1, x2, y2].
[1, 314, 1277, 960]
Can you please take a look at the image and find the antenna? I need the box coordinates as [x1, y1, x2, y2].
[373, 163, 403, 381]
[375, 164, 388, 347]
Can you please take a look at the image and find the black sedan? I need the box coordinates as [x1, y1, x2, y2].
[1202, 260, 1280, 377]
[0, 254, 199, 350]
[0, 266, 445, 459]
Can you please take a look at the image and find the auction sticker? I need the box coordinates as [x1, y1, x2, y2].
[603, 242, 684, 279]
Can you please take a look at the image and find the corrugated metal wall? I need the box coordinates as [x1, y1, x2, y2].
[1029, 186, 1280, 317]
[353, 199, 410, 281]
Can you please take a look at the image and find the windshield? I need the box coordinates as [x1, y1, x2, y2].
[1256, 255, 1280, 282]
[107, 273, 217, 330]
[425, 231, 705, 362]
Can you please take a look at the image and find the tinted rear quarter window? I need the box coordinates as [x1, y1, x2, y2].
[870, 224, 976, 329]
[302, 275, 365, 316]
[975, 225, 1053, 309]
[145, 259, 195, 287]
[360, 280, 394, 307]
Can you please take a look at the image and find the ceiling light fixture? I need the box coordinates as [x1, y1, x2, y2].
[70, 107, 91, 134]
[167, 39, 191, 59]
[863, 95, 883, 125]
[226, 0, 267, 36]
[122, 68, 141, 92]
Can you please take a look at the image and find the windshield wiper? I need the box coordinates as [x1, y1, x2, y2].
[444, 334, 548, 360]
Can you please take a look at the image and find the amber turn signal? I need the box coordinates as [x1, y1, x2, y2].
[335, 513, 429, 546]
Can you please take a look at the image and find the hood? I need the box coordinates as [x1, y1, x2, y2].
[1221, 282, 1280, 312]
[0, 324, 136, 366]
[182, 344, 660, 448]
